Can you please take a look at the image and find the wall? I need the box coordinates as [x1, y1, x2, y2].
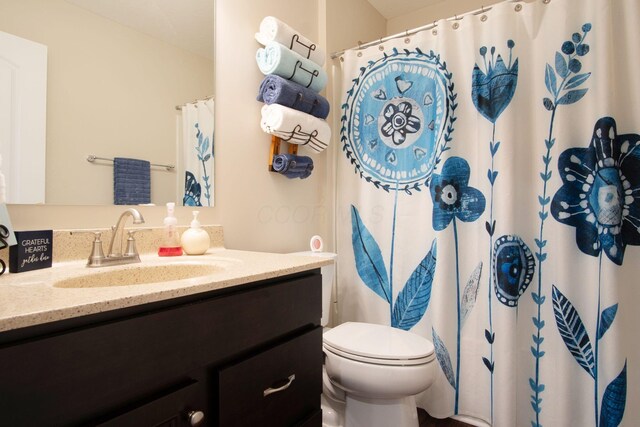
[0, 0, 214, 205]
[4, 0, 386, 254]
[321, 0, 387, 251]
[387, 0, 494, 35]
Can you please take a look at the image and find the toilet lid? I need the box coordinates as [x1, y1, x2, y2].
[323, 322, 435, 366]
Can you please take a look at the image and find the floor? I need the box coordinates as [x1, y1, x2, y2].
[418, 409, 474, 427]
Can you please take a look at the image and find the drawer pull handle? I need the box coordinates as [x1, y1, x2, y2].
[263, 374, 296, 397]
[187, 410, 205, 426]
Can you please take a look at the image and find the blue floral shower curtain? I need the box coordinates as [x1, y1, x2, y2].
[335, 0, 639, 425]
[181, 99, 214, 207]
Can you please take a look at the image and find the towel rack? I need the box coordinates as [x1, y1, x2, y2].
[86, 155, 175, 171]
[268, 136, 298, 172]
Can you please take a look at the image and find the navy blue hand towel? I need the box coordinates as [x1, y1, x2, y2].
[257, 75, 330, 119]
[272, 154, 314, 179]
[113, 157, 151, 205]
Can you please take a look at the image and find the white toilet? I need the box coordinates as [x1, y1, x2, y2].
[292, 244, 436, 427]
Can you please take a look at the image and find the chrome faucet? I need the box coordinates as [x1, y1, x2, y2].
[87, 208, 145, 267]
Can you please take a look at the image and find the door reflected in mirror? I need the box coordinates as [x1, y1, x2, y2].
[0, 0, 214, 206]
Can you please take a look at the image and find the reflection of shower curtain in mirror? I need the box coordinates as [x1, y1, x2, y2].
[181, 99, 214, 207]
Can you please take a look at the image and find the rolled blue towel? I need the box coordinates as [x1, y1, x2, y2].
[113, 157, 151, 205]
[256, 42, 327, 93]
[272, 154, 314, 179]
[257, 75, 330, 119]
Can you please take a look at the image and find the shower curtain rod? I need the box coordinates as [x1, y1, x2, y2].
[330, 0, 521, 59]
[175, 95, 215, 111]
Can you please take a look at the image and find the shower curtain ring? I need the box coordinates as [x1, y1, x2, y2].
[480, 5, 488, 21]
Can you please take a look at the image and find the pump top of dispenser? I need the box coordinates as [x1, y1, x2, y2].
[190, 211, 202, 228]
[164, 202, 177, 226]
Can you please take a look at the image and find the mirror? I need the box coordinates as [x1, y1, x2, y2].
[0, 0, 215, 206]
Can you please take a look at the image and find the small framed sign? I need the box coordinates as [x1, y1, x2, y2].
[9, 230, 53, 273]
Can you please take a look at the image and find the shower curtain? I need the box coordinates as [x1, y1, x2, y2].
[335, 0, 638, 425]
[181, 98, 215, 207]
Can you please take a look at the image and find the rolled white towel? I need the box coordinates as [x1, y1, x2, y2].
[261, 104, 331, 153]
[255, 16, 325, 67]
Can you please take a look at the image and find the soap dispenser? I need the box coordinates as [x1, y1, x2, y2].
[181, 211, 210, 255]
[158, 202, 183, 256]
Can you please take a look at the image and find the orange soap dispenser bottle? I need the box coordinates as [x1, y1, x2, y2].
[158, 202, 183, 256]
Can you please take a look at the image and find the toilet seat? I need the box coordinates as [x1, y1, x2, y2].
[323, 322, 435, 366]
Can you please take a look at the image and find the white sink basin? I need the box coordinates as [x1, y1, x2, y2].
[53, 263, 223, 288]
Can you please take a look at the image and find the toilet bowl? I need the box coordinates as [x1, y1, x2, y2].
[291, 247, 436, 427]
[323, 322, 436, 427]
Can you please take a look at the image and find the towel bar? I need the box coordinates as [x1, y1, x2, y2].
[86, 155, 175, 171]
[289, 34, 316, 60]
[287, 61, 319, 89]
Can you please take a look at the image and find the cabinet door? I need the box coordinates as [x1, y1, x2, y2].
[218, 327, 322, 427]
[96, 381, 206, 427]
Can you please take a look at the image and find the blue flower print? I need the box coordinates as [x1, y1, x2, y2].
[380, 101, 421, 145]
[472, 41, 519, 123]
[493, 235, 535, 307]
[551, 117, 640, 265]
[430, 157, 486, 231]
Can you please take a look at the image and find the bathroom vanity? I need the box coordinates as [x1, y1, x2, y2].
[0, 249, 327, 427]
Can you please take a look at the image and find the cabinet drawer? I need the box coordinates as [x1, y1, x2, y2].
[97, 380, 206, 427]
[218, 327, 323, 427]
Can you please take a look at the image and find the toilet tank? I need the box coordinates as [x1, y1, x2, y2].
[290, 252, 336, 327]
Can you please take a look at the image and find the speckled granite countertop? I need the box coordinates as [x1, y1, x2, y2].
[0, 249, 332, 333]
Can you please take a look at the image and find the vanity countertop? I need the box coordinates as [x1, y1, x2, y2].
[0, 249, 332, 333]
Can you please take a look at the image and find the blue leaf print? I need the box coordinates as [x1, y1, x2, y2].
[200, 135, 210, 156]
[545, 64, 557, 96]
[600, 360, 627, 427]
[556, 89, 588, 105]
[392, 239, 437, 331]
[555, 51, 569, 78]
[551, 285, 595, 378]
[597, 304, 619, 340]
[531, 23, 592, 427]
[350, 205, 391, 303]
[460, 262, 482, 327]
[432, 327, 456, 389]
[565, 72, 591, 90]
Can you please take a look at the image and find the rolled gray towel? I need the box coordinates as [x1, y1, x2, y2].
[257, 75, 330, 119]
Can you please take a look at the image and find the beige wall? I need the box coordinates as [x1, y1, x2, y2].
[4, 0, 385, 254]
[0, 0, 214, 206]
[321, 0, 386, 251]
[213, 0, 326, 252]
[387, 0, 491, 35]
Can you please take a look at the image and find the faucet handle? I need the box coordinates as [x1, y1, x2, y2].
[87, 231, 105, 266]
[124, 230, 142, 257]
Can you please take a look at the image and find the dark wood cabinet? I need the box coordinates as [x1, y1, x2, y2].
[0, 270, 322, 427]
[218, 328, 322, 427]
